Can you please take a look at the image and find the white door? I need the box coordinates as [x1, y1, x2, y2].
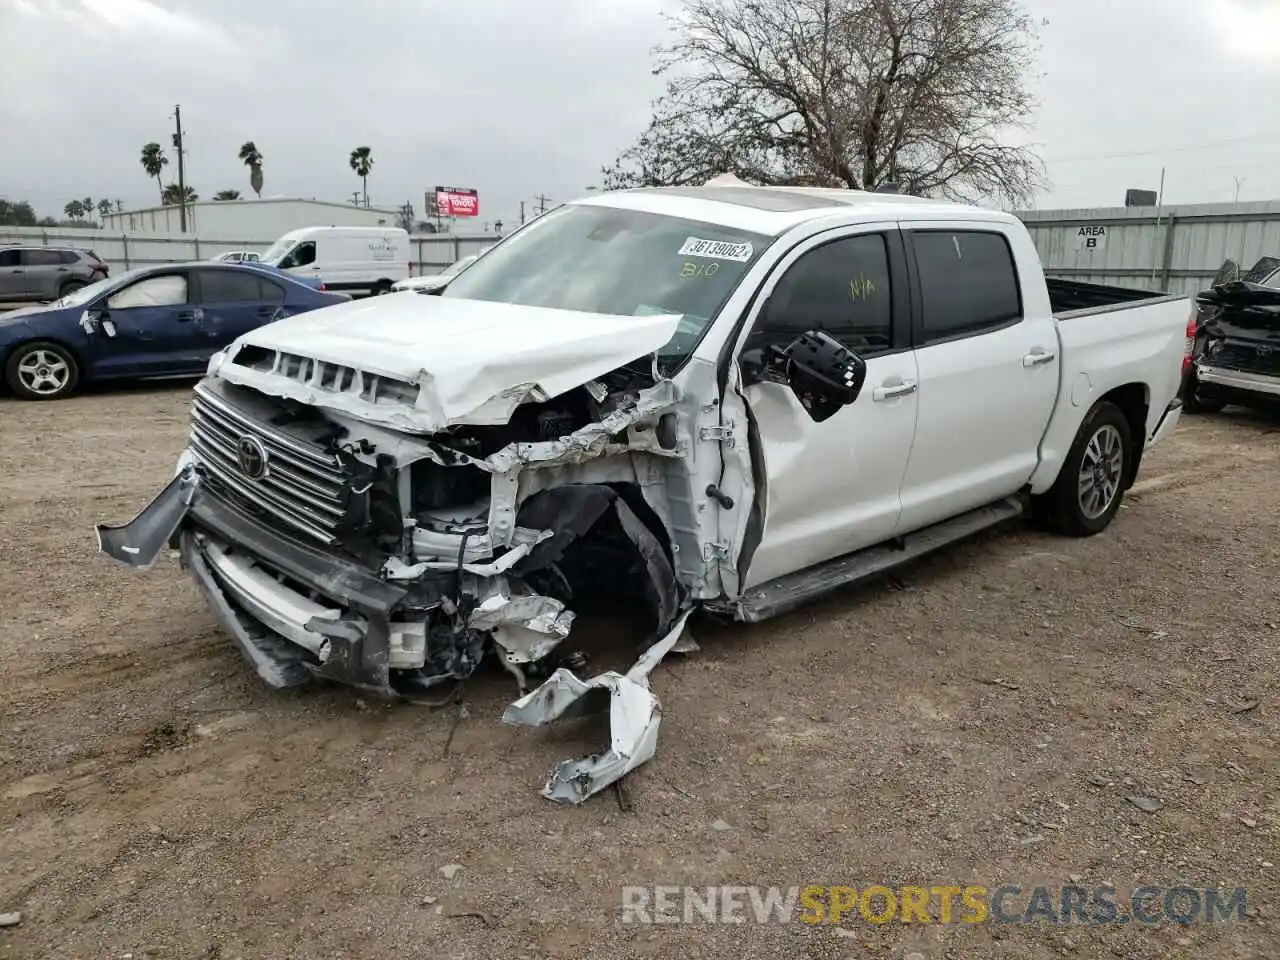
[897, 225, 1059, 533]
[733, 228, 921, 591]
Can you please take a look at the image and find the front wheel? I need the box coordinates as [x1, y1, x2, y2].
[372, 281, 392, 296]
[5, 341, 81, 400]
[1038, 401, 1133, 537]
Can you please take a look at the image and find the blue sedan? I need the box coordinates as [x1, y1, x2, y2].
[0, 261, 349, 400]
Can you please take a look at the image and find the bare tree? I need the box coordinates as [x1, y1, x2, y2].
[604, 0, 1045, 204]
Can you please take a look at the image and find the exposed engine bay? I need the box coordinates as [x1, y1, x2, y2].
[97, 352, 703, 804]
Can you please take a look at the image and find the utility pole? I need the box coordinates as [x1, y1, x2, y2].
[519, 200, 526, 225]
[172, 104, 188, 232]
[535, 193, 550, 216]
[1233, 176, 1244, 203]
[351, 191, 362, 206]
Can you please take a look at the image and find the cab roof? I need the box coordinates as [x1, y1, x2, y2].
[578, 185, 1010, 237]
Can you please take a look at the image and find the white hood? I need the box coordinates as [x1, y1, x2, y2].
[217, 293, 682, 434]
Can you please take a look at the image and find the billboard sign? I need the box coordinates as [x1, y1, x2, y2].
[435, 186, 479, 218]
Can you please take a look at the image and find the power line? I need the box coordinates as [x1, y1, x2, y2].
[1044, 130, 1280, 165]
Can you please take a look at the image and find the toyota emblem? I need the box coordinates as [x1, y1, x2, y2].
[1258, 345, 1273, 358]
[236, 435, 269, 480]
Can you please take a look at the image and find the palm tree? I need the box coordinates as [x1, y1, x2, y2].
[161, 184, 198, 206]
[140, 142, 168, 203]
[213, 189, 242, 201]
[64, 200, 85, 221]
[81, 197, 94, 219]
[97, 199, 113, 221]
[238, 141, 264, 198]
[349, 146, 374, 206]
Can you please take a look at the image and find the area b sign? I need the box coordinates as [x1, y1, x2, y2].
[1075, 225, 1107, 251]
[435, 186, 479, 218]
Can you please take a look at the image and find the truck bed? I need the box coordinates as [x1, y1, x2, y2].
[1046, 277, 1174, 316]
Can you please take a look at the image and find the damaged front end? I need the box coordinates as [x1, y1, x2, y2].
[96, 345, 702, 800]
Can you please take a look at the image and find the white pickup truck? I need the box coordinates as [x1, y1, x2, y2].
[97, 185, 1192, 801]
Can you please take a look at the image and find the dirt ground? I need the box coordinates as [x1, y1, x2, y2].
[1, 386, 1277, 960]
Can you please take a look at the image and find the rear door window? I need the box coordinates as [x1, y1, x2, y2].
[22, 249, 66, 267]
[200, 268, 268, 303]
[912, 230, 1022, 344]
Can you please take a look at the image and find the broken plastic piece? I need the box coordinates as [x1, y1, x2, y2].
[502, 610, 692, 804]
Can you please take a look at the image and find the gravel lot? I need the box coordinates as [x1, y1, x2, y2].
[1, 386, 1276, 960]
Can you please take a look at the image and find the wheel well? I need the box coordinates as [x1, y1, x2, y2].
[1098, 382, 1148, 489]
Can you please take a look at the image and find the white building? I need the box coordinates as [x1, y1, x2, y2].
[102, 197, 407, 239]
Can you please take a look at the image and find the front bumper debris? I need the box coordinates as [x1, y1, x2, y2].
[96, 465, 696, 803]
[503, 610, 692, 804]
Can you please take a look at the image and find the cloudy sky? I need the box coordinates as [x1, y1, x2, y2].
[1, 0, 1277, 226]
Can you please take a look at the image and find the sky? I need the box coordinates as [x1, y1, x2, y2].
[1, 0, 1279, 226]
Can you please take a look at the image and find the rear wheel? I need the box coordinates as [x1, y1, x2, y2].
[58, 279, 86, 298]
[372, 280, 392, 296]
[5, 341, 81, 400]
[1039, 401, 1132, 537]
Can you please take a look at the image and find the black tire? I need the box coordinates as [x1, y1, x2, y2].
[58, 279, 86, 298]
[1038, 400, 1133, 538]
[4, 340, 81, 400]
[372, 280, 392, 296]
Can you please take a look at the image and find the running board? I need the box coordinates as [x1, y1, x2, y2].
[722, 496, 1026, 623]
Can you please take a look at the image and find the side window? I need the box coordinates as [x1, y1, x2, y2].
[60, 251, 80, 264]
[200, 269, 266, 303]
[257, 277, 286, 302]
[913, 231, 1022, 343]
[23, 249, 65, 266]
[0, 250, 19, 267]
[107, 274, 188, 309]
[283, 241, 317, 268]
[752, 234, 893, 354]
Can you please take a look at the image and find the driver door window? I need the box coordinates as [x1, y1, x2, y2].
[748, 234, 894, 355]
[279, 242, 316, 269]
[106, 274, 188, 309]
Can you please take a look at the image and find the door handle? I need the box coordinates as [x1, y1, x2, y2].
[175, 308, 204, 322]
[872, 381, 918, 401]
[1022, 350, 1056, 368]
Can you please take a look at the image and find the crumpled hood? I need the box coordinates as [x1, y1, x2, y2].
[217, 293, 682, 433]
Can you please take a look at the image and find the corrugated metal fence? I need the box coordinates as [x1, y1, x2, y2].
[0, 226, 497, 277]
[1015, 201, 1280, 297]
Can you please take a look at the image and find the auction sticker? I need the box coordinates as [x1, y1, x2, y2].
[679, 237, 754, 262]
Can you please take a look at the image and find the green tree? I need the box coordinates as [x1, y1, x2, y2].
[140, 142, 169, 203]
[161, 183, 198, 206]
[238, 141, 264, 198]
[604, 0, 1044, 204]
[349, 146, 374, 205]
[0, 199, 38, 226]
[97, 199, 114, 221]
[64, 199, 86, 220]
[213, 189, 242, 201]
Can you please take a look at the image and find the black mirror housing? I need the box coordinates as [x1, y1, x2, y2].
[785, 330, 866, 402]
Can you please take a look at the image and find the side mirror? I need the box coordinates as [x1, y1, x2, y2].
[79, 308, 116, 338]
[781, 330, 866, 422]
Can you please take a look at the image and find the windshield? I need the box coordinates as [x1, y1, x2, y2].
[441, 204, 771, 367]
[56, 268, 148, 308]
[259, 236, 296, 265]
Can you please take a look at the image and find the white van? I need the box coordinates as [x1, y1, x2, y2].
[258, 226, 410, 296]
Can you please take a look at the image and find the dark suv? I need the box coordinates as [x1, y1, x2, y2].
[0, 244, 110, 303]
